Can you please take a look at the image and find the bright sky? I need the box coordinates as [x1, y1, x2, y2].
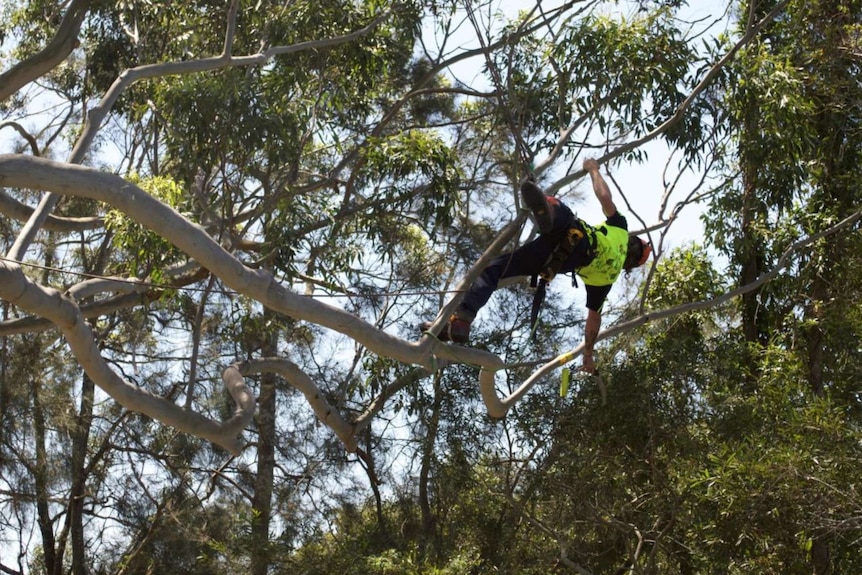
[581, 1, 736, 251]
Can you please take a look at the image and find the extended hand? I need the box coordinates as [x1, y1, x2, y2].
[583, 158, 600, 173]
[581, 354, 596, 374]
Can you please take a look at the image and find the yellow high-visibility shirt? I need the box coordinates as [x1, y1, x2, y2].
[576, 223, 628, 286]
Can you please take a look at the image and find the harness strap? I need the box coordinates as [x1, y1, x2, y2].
[528, 220, 598, 339]
[541, 219, 598, 282]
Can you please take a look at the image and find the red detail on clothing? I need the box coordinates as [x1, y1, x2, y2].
[638, 240, 652, 266]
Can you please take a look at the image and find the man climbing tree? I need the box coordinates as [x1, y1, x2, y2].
[424, 158, 651, 373]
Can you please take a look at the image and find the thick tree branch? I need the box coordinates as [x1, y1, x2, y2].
[0, 0, 91, 103]
[5, 7, 393, 261]
[0, 190, 101, 232]
[0, 292, 149, 336]
[0, 259, 254, 454]
[0, 153, 511, 454]
[0, 262, 208, 336]
[0, 153, 505, 391]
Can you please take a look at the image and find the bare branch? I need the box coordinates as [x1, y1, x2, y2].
[222, 0, 240, 58]
[0, 190, 101, 232]
[238, 358, 359, 451]
[0, 121, 41, 155]
[0, 0, 90, 103]
[0, 258, 254, 455]
[0, 261, 207, 336]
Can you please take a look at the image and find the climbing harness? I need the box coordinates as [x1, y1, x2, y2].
[528, 219, 598, 338]
[541, 220, 597, 283]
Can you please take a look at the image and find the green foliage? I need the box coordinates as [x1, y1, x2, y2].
[292, 540, 483, 575]
[726, 45, 816, 210]
[104, 492, 257, 575]
[559, 10, 691, 124]
[649, 244, 725, 308]
[703, 0, 862, 402]
[681, 366, 862, 573]
[284, 455, 519, 575]
[104, 174, 188, 280]
[5, 0, 64, 52]
[362, 130, 462, 230]
[261, 0, 422, 117]
[503, 7, 703, 161]
[512, 328, 862, 573]
[156, 70, 285, 174]
[393, 224, 447, 285]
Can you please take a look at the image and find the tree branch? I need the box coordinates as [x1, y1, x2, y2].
[0, 0, 91, 103]
[0, 258, 254, 454]
[5, 7, 393, 261]
[238, 358, 359, 451]
[0, 121, 41, 155]
[0, 262, 208, 336]
[0, 154, 506, 373]
[0, 190, 101, 232]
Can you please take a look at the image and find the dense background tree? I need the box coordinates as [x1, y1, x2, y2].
[1, 0, 860, 574]
[702, 0, 862, 570]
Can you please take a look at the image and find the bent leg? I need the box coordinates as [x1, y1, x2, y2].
[546, 196, 575, 234]
[460, 236, 556, 315]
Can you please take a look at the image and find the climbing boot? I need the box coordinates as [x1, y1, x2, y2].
[520, 179, 554, 234]
[420, 310, 473, 344]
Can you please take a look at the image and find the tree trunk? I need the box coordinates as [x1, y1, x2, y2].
[740, 158, 765, 348]
[418, 372, 443, 560]
[804, 275, 826, 398]
[32, 372, 57, 575]
[811, 535, 831, 575]
[251, 310, 278, 575]
[358, 429, 388, 541]
[69, 373, 95, 575]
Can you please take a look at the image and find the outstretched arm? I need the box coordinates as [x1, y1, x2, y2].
[584, 158, 617, 217]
